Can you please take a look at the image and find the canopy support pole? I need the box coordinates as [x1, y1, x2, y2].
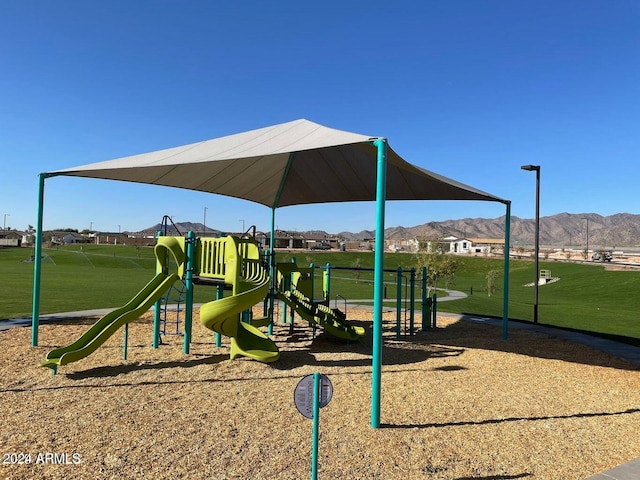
[502, 201, 511, 339]
[268, 207, 277, 334]
[31, 172, 52, 346]
[268, 153, 295, 331]
[371, 138, 387, 429]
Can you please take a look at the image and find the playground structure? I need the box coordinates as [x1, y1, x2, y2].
[39, 232, 373, 373]
[31, 119, 511, 428]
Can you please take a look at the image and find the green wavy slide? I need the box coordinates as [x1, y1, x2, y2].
[40, 272, 179, 369]
[276, 289, 366, 341]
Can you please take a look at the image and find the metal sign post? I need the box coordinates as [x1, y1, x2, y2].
[294, 373, 333, 480]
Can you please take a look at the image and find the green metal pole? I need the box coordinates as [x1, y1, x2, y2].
[396, 267, 402, 339]
[31, 173, 47, 346]
[421, 266, 428, 331]
[409, 268, 416, 335]
[123, 323, 129, 360]
[215, 284, 223, 347]
[502, 201, 512, 340]
[371, 138, 387, 429]
[268, 208, 277, 327]
[153, 231, 163, 348]
[432, 294, 437, 328]
[183, 231, 195, 354]
[323, 263, 331, 304]
[311, 372, 321, 480]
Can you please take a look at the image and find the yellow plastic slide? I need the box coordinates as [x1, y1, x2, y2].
[199, 237, 279, 363]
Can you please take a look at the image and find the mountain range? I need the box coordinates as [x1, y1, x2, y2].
[141, 212, 640, 248]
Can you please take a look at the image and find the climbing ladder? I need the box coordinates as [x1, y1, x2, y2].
[160, 280, 186, 336]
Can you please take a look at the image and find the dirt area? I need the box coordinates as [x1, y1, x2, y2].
[1, 309, 639, 480]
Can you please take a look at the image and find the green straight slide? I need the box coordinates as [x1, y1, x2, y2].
[40, 272, 179, 369]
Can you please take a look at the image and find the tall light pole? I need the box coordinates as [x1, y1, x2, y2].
[240, 219, 245, 235]
[3, 213, 9, 230]
[521, 164, 540, 324]
[585, 217, 589, 260]
[203, 207, 208, 236]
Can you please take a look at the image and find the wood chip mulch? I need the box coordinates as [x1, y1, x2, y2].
[1, 308, 638, 479]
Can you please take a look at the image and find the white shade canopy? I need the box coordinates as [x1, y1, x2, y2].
[49, 119, 506, 208]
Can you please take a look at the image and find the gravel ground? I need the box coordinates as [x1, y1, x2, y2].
[0, 308, 638, 480]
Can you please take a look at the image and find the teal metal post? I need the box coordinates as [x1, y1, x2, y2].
[502, 201, 512, 340]
[409, 268, 416, 335]
[371, 137, 387, 429]
[123, 323, 129, 360]
[153, 231, 163, 348]
[432, 294, 437, 328]
[285, 258, 295, 327]
[215, 284, 224, 347]
[421, 266, 428, 331]
[309, 263, 317, 339]
[31, 173, 48, 346]
[311, 372, 321, 480]
[183, 231, 195, 354]
[396, 267, 402, 338]
[268, 208, 277, 326]
[323, 263, 331, 303]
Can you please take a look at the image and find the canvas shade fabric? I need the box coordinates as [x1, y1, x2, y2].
[49, 119, 506, 208]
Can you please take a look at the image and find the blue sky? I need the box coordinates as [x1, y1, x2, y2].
[1, 1, 639, 234]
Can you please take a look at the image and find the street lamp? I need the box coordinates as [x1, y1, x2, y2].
[203, 207, 208, 236]
[585, 217, 589, 260]
[521, 164, 540, 324]
[3, 213, 9, 230]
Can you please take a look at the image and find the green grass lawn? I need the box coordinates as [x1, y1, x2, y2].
[2, 246, 639, 340]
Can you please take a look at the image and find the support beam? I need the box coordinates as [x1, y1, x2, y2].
[183, 230, 195, 354]
[502, 201, 511, 339]
[31, 173, 48, 346]
[371, 138, 387, 429]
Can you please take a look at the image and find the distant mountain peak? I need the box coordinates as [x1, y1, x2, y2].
[136, 213, 640, 247]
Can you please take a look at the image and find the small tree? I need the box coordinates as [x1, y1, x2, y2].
[486, 269, 500, 297]
[415, 250, 460, 295]
[351, 257, 362, 284]
[26, 225, 36, 245]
